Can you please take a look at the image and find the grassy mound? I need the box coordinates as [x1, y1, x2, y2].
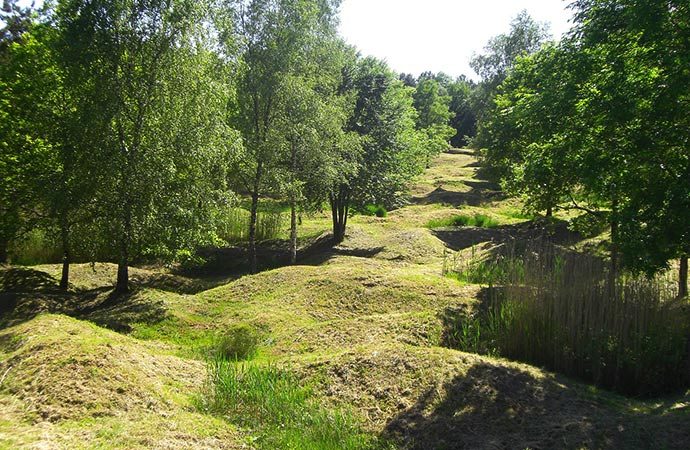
[297, 343, 690, 449]
[3, 151, 689, 449]
[0, 314, 241, 448]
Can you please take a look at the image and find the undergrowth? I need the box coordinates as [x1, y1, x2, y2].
[215, 323, 262, 361]
[197, 359, 382, 449]
[216, 207, 285, 244]
[363, 204, 388, 218]
[426, 213, 499, 229]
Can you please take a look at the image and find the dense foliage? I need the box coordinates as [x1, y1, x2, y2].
[0, 0, 459, 290]
[476, 0, 690, 295]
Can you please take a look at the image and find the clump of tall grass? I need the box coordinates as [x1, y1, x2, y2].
[444, 241, 690, 396]
[216, 207, 285, 244]
[215, 323, 262, 361]
[197, 359, 379, 449]
[443, 246, 524, 285]
[426, 213, 499, 229]
[363, 204, 388, 218]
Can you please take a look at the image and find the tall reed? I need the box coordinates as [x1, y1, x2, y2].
[216, 207, 285, 244]
[445, 241, 690, 396]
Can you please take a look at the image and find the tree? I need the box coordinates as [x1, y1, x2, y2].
[479, 0, 690, 291]
[413, 77, 454, 166]
[272, 40, 354, 263]
[57, 0, 233, 293]
[470, 10, 551, 129]
[329, 56, 425, 242]
[222, 0, 341, 273]
[573, 0, 690, 295]
[0, 19, 93, 288]
[0, 9, 62, 267]
[476, 43, 586, 217]
[0, 0, 34, 52]
[446, 77, 477, 148]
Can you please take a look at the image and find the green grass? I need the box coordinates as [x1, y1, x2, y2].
[8, 228, 62, 265]
[426, 213, 499, 229]
[216, 207, 285, 244]
[197, 359, 381, 449]
[362, 204, 388, 218]
[215, 323, 262, 361]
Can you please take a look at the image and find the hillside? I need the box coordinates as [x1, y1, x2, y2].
[1, 150, 688, 449]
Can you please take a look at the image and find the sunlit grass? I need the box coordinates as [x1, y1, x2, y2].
[197, 359, 382, 449]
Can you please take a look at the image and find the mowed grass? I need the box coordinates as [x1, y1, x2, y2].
[0, 315, 243, 448]
[130, 256, 477, 358]
[3, 150, 690, 449]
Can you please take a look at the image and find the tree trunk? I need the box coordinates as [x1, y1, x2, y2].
[115, 238, 129, 294]
[0, 238, 7, 264]
[290, 202, 297, 265]
[679, 256, 688, 299]
[329, 185, 349, 244]
[289, 140, 298, 265]
[115, 208, 131, 294]
[545, 205, 553, 218]
[59, 216, 70, 291]
[248, 161, 263, 274]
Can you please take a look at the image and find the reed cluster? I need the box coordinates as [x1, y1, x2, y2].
[444, 241, 690, 396]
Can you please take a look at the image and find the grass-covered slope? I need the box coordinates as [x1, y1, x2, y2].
[0, 314, 242, 449]
[1, 150, 688, 449]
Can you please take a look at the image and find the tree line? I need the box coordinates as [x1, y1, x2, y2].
[475, 0, 690, 296]
[0, 0, 470, 293]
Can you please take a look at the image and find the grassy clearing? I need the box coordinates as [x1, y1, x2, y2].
[3, 151, 690, 449]
[198, 358, 381, 449]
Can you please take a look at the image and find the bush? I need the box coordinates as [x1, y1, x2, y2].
[363, 204, 388, 218]
[426, 213, 499, 229]
[198, 360, 379, 449]
[216, 323, 261, 361]
[443, 241, 690, 396]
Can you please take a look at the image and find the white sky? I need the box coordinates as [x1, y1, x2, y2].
[338, 0, 574, 80]
[12, 0, 573, 80]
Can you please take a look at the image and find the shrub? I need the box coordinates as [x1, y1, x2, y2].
[426, 213, 499, 229]
[198, 359, 379, 449]
[363, 204, 388, 218]
[216, 323, 261, 361]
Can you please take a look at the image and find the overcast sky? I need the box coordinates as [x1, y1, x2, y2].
[338, 0, 574, 80]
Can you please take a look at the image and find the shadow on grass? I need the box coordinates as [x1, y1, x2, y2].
[0, 264, 167, 332]
[432, 218, 584, 252]
[412, 185, 504, 208]
[0, 267, 62, 293]
[0, 232, 349, 331]
[383, 362, 690, 450]
[187, 232, 385, 275]
[78, 289, 167, 332]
